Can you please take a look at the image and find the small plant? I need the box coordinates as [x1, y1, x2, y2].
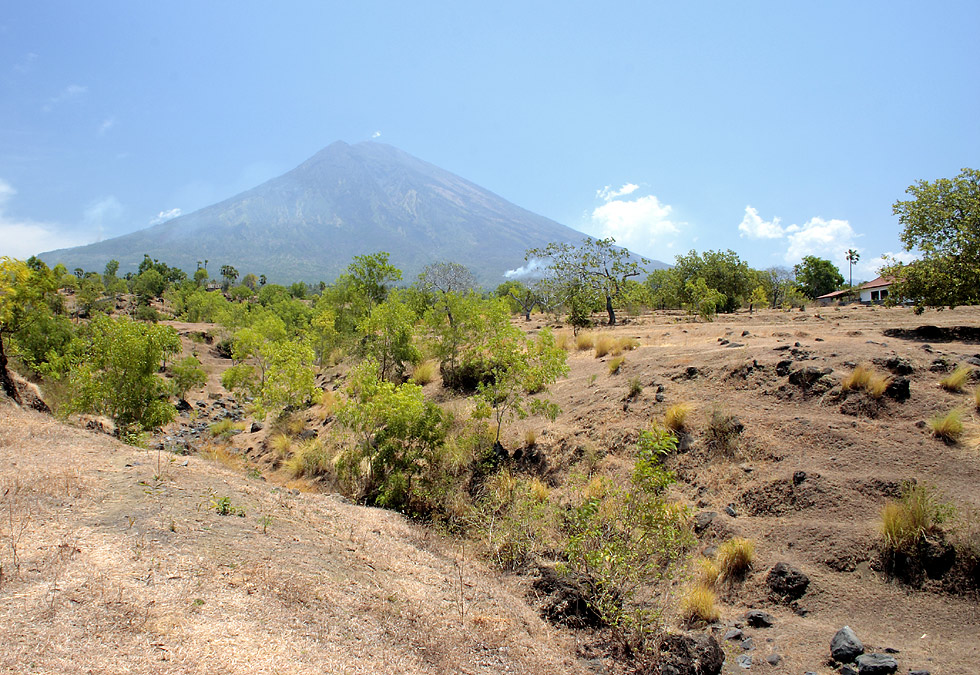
[928, 409, 964, 443]
[664, 403, 692, 433]
[716, 537, 754, 580]
[524, 428, 537, 447]
[203, 490, 245, 517]
[575, 332, 596, 351]
[866, 371, 892, 399]
[627, 377, 643, 399]
[594, 335, 615, 358]
[410, 359, 439, 385]
[258, 514, 273, 534]
[209, 418, 241, 438]
[940, 365, 973, 392]
[680, 585, 720, 625]
[588, 373, 597, 387]
[608, 356, 625, 374]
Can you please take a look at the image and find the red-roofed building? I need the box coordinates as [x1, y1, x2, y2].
[816, 276, 896, 306]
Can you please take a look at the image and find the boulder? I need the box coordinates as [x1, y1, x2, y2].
[656, 633, 724, 675]
[884, 376, 911, 402]
[855, 653, 898, 674]
[745, 610, 773, 628]
[766, 562, 810, 601]
[693, 511, 717, 535]
[831, 625, 865, 663]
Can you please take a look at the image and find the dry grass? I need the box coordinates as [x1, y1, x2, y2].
[841, 363, 891, 398]
[270, 433, 294, 459]
[411, 359, 439, 385]
[680, 585, 720, 625]
[694, 557, 721, 588]
[555, 332, 573, 352]
[929, 409, 964, 443]
[285, 438, 333, 479]
[974, 384, 980, 410]
[608, 356, 625, 374]
[575, 332, 596, 351]
[880, 483, 952, 554]
[198, 441, 243, 471]
[941, 365, 973, 393]
[664, 403, 692, 433]
[716, 537, 754, 580]
[594, 335, 639, 358]
[524, 429, 537, 447]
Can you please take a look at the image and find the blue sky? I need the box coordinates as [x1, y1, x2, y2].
[1, 1, 977, 280]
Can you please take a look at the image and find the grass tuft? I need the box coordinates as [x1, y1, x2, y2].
[694, 557, 721, 588]
[594, 335, 615, 357]
[928, 409, 964, 443]
[974, 384, 980, 410]
[866, 371, 892, 399]
[841, 364, 872, 392]
[627, 377, 643, 398]
[716, 537, 754, 580]
[880, 482, 953, 554]
[555, 332, 573, 352]
[664, 403, 692, 433]
[680, 585, 720, 625]
[575, 332, 596, 351]
[524, 428, 537, 447]
[270, 433, 293, 459]
[410, 359, 439, 385]
[608, 356, 625, 374]
[940, 365, 973, 392]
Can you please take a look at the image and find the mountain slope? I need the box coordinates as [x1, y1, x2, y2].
[42, 142, 658, 285]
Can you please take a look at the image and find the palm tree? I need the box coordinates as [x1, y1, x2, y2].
[846, 249, 860, 289]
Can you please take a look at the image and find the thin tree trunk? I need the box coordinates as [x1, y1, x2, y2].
[606, 294, 616, 326]
[0, 336, 23, 405]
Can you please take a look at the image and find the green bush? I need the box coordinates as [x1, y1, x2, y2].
[170, 355, 207, 400]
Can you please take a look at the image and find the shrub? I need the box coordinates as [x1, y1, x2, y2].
[575, 332, 596, 351]
[716, 537, 754, 580]
[664, 403, 692, 433]
[928, 409, 964, 443]
[410, 359, 439, 385]
[608, 356, 625, 374]
[940, 365, 973, 392]
[627, 377, 643, 399]
[169, 355, 207, 400]
[473, 470, 556, 570]
[680, 585, 720, 625]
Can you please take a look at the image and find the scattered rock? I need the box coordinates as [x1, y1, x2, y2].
[296, 429, 317, 441]
[250, 422, 263, 433]
[724, 628, 743, 641]
[876, 356, 914, 375]
[726, 342, 745, 348]
[854, 653, 898, 674]
[740, 637, 753, 650]
[792, 471, 807, 486]
[767, 562, 810, 601]
[884, 376, 911, 402]
[831, 625, 865, 663]
[532, 566, 604, 628]
[734, 654, 752, 669]
[724, 503, 738, 518]
[788, 366, 835, 395]
[656, 632, 724, 675]
[840, 666, 859, 675]
[744, 610, 773, 628]
[765, 653, 781, 666]
[693, 511, 717, 535]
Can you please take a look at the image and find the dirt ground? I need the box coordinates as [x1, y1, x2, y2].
[2, 303, 979, 674]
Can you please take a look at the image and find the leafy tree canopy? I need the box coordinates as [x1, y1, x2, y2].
[794, 255, 843, 299]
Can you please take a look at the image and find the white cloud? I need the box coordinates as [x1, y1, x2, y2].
[149, 208, 182, 225]
[596, 183, 639, 202]
[504, 258, 547, 279]
[738, 205, 784, 239]
[591, 193, 679, 253]
[372, 131, 382, 139]
[856, 250, 918, 279]
[98, 116, 116, 136]
[783, 216, 860, 265]
[0, 179, 94, 257]
[42, 83, 87, 112]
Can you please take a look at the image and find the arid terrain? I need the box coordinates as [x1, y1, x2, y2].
[3, 304, 979, 674]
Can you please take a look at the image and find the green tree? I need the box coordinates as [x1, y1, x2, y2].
[885, 168, 980, 308]
[526, 238, 648, 326]
[63, 314, 181, 434]
[169, 355, 207, 401]
[748, 285, 769, 313]
[684, 277, 726, 321]
[336, 361, 450, 511]
[220, 265, 239, 290]
[671, 249, 753, 313]
[358, 294, 419, 382]
[193, 267, 209, 287]
[794, 255, 844, 298]
[348, 252, 402, 308]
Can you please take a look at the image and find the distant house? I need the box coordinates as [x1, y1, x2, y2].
[816, 276, 896, 306]
[859, 276, 893, 304]
[816, 288, 856, 306]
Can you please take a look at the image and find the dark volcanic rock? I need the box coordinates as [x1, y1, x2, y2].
[831, 625, 865, 663]
[745, 610, 773, 628]
[766, 562, 810, 601]
[693, 511, 717, 535]
[884, 376, 911, 402]
[855, 653, 898, 674]
[532, 566, 604, 629]
[788, 366, 834, 395]
[656, 633, 724, 675]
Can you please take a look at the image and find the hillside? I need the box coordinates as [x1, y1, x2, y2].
[39, 142, 665, 286]
[3, 304, 980, 674]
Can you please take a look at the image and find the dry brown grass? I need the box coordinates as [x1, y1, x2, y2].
[608, 356, 625, 374]
[680, 585, 720, 625]
[664, 403, 692, 433]
[941, 365, 973, 392]
[411, 359, 439, 385]
[716, 537, 754, 580]
[594, 335, 639, 358]
[555, 331, 573, 352]
[575, 332, 596, 351]
[841, 363, 891, 398]
[694, 557, 721, 588]
[929, 409, 964, 443]
[974, 384, 980, 410]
